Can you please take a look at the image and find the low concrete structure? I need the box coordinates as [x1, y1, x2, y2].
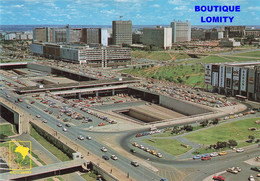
[219, 38, 241, 47]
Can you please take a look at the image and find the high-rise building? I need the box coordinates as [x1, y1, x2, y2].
[112, 20, 132, 46]
[33, 26, 108, 46]
[142, 26, 172, 50]
[224, 26, 245, 38]
[82, 28, 108, 46]
[171, 20, 191, 43]
[33, 27, 52, 42]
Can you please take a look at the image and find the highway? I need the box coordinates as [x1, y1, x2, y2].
[0, 88, 162, 181]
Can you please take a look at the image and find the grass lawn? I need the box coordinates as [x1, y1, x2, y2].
[131, 50, 191, 61]
[153, 126, 203, 138]
[153, 132, 173, 137]
[143, 138, 191, 156]
[0, 124, 16, 136]
[221, 56, 256, 62]
[58, 177, 65, 181]
[187, 55, 256, 64]
[184, 118, 260, 145]
[121, 64, 204, 86]
[235, 50, 260, 58]
[81, 171, 98, 181]
[31, 151, 46, 165]
[30, 126, 71, 161]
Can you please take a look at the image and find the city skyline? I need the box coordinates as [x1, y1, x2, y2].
[1, 0, 260, 25]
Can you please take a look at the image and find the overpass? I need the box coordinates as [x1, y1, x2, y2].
[16, 78, 139, 94]
[0, 159, 86, 180]
[51, 84, 128, 97]
[0, 62, 28, 67]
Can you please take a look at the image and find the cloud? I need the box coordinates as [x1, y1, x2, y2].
[13, 4, 24, 8]
[168, 0, 189, 5]
[114, 0, 142, 3]
[152, 4, 160, 8]
[174, 6, 187, 11]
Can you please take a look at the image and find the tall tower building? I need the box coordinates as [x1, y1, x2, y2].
[112, 20, 132, 46]
[171, 20, 191, 43]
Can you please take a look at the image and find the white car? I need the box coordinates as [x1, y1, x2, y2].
[226, 167, 238, 174]
[57, 123, 62, 127]
[78, 135, 84, 140]
[62, 127, 67, 132]
[157, 153, 163, 158]
[236, 148, 244, 153]
[101, 147, 107, 152]
[210, 152, 218, 157]
[111, 155, 118, 160]
[86, 135, 92, 140]
[36, 115, 41, 118]
[249, 175, 255, 181]
[42, 120, 47, 123]
[139, 145, 145, 150]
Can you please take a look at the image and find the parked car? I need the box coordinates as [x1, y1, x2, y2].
[102, 155, 109, 160]
[57, 123, 62, 127]
[111, 155, 118, 160]
[65, 123, 71, 127]
[157, 153, 163, 158]
[249, 175, 255, 181]
[218, 151, 227, 156]
[145, 148, 151, 152]
[101, 147, 107, 152]
[213, 175, 225, 181]
[131, 161, 139, 167]
[36, 115, 41, 118]
[226, 167, 238, 174]
[201, 153, 210, 157]
[139, 145, 145, 150]
[161, 179, 168, 181]
[210, 152, 218, 157]
[251, 166, 260, 172]
[193, 155, 201, 160]
[132, 142, 139, 147]
[98, 123, 106, 126]
[201, 156, 211, 161]
[130, 148, 136, 153]
[42, 120, 47, 123]
[236, 148, 244, 153]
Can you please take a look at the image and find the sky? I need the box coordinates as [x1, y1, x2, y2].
[0, 0, 260, 25]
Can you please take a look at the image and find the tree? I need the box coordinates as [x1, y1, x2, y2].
[0, 134, 8, 142]
[183, 125, 193, 131]
[200, 120, 209, 127]
[228, 139, 238, 147]
[216, 141, 228, 149]
[171, 126, 181, 134]
[248, 135, 255, 140]
[177, 77, 183, 83]
[212, 119, 219, 125]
